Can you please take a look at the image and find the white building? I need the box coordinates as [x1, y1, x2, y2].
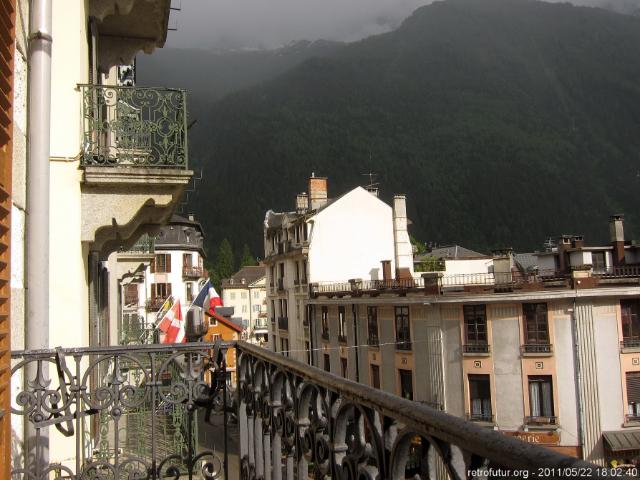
[263, 175, 414, 362]
[7, 0, 192, 471]
[221, 266, 267, 344]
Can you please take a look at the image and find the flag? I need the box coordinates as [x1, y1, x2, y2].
[156, 295, 173, 322]
[192, 280, 222, 314]
[158, 299, 185, 343]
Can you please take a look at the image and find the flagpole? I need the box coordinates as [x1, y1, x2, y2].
[153, 295, 173, 330]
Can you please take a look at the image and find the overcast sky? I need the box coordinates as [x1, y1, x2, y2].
[165, 0, 637, 50]
[166, 0, 430, 49]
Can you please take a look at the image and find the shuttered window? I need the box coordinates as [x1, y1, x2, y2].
[626, 372, 640, 417]
[0, 1, 14, 477]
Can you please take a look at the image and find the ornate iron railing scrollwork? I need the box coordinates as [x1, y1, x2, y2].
[11, 342, 233, 479]
[236, 341, 605, 480]
[79, 84, 188, 168]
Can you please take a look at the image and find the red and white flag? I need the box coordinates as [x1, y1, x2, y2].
[158, 299, 185, 343]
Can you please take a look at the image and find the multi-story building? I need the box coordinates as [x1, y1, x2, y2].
[263, 175, 414, 362]
[306, 215, 640, 465]
[8, 0, 193, 472]
[108, 214, 207, 344]
[222, 265, 267, 344]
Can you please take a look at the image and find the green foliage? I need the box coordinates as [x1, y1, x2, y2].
[415, 256, 445, 273]
[211, 239, 235, 290]
[410, 235, 427, 255]
[240, 244, 258, 267]
[183, 0, 640, 256]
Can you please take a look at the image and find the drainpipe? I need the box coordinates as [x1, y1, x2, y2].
[571, 293, 585, 458]
[25, 0, 52, 473]
[352, 303, 360, 383]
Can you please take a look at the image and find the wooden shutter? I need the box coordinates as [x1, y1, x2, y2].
[0, 1, 14, 477]
[150, 256, 156, 273]
[627, 372, 640, 404]
[165, 254, 171, 273]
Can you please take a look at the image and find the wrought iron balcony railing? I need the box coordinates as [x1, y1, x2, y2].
[463, 343, 491, 354]
[80, 84, 188, 168]
[146, 296, 168, 311]
[11, 341, 233, 480]
[182, 265, 203, 278]
[521, 343, 553, 355]
[467, 412, 495, 423]
[12, 340, 601, 479]
[119, 233, 155, 254]
[525, 415, 558, 426]
[236, 342, 598, 479]
[621, 338, 640, 350]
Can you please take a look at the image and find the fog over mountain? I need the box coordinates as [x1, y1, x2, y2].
[164, 0, 639, 50]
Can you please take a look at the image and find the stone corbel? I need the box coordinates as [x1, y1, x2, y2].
[90, 0, 138, 22]
[98, 36, 159, 73]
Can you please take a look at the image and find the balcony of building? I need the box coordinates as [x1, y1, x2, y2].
[183, 265, 204, 279]
[254, 317, 269, 334]
[462, 343, 491, 356]
[79, 83, 192, 255]
[11, 341, 599, 479]
[146, 296, 168, 311]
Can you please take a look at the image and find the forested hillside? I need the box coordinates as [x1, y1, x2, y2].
[174, 0, 640, 258]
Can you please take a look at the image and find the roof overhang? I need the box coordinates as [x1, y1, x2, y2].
[603, 430, 640, 452]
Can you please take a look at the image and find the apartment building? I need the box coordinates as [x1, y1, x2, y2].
[263, 175, 414, 363]
[307, 215, 640, 466]
[8, 0, 192, 471]
[221, 266, 267, 344]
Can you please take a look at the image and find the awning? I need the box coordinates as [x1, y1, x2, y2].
[603, 431, 640, 452]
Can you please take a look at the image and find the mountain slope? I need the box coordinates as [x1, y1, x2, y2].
[189, 0, 640, 257]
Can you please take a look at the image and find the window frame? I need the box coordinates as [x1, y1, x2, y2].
[338, 306, 347, 343]
[395, 306, 411, 350]
[468, 374, 492, 422]
[399, 369, 413, 400]
[523, 303, 549, 345]
[464, 304, 488, 345]
[527, 375, 555, 421]
[321, 306, 329, 339]
[367, 306, 379, 345]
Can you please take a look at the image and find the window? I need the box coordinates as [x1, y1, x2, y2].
[523, 303, 549, 345]
[253, 290, 260, 299]
[152, 254, 171, 273]
[185, 283, 193, 302]
[321, 306, 329, 339]
[399, 369, 413, 400]
[305, 341, 311, 365]
[468, 375, 492, 422]
[281, 338, 289, 357]
[295, 261, 300, 282]
[464, 305, 487, 344]
[622, 300, 640, 343]
[338, 306, 347, 342]
[324, 354, 331, 372]
[241, 291, 248, 299]
[242, 305, 247, 313]
[626, 372, 640, 420]
[151, 282, 171, 299]
[371, 364, 381, 389]
[183, 253, 192, 268]
[528, 376, 555, 422]
[395, 306, 411, 350]
[367, 307, 379, 345]
[253, 304, 260, 312]
[124, 284, 138, 306]
[302, 261, 308, 282]
[212, 334, 221, 343]
[341, 357, 348, 378]
[592, 252, 606, 273]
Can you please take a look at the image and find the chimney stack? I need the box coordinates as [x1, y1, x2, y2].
[610, 214, 625, 265]
[392, 195, 414, 279]
[308, 173, 328, 210]
[296, 192, 309, 213]
[188, 213, 195, 221]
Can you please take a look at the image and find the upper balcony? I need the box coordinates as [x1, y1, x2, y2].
[79, 84, 193, 255]
[183, 265, 203, 279]
[11, 341, 598, 479]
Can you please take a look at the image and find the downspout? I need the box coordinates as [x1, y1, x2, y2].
[25, 0, 52, 473]
[352, 303, 360, 383]
[571, 292, 585, 458]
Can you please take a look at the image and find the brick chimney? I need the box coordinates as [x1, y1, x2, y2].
[308, 173, 328, 210]
[392, 195, 414, 279]
[610, 214, 625, 265]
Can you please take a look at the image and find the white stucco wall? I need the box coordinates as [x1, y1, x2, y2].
[443, 258, 492, 275]
[307, 187, 395, 282]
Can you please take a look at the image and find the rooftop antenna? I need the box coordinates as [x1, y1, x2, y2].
[361, 171, 380, 197]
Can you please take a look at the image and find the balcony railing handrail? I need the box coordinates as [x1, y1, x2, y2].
[80, 84, 188, 169]
[236, 342, 599, 476]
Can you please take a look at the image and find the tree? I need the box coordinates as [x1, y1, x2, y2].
[212, 238, 235, 289]
[240, 243, 257, 267]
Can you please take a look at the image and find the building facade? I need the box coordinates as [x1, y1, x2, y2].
[9, 0, 192, 471]
[306, 216, 640, 466]
[263, 175, 414, 363]
[222, 266, 267, 344]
